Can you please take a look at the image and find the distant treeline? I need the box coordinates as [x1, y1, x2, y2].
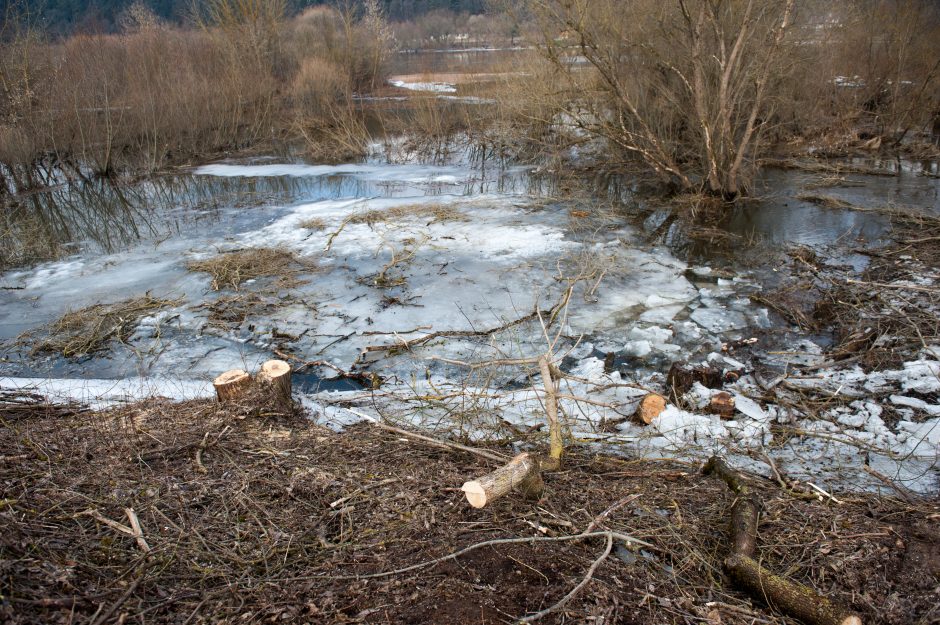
[1, 0, 487, 34]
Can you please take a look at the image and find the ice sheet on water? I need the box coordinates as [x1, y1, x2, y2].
[388, 79, 457, 93]
[0, 376, 213, 409]
[195, 162, 484, 186]
[10, 154, 936, 494]
[690, 305, 748, 333]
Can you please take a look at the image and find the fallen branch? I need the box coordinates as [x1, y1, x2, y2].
[81, 509, 150, 553]
[124, 508, 150, 553]
[703, 457, 862, 625]
[343, 407, 508, 464]
[586, 494, 641, 532]
[300, 530, 652, 581]
[329, 477, 400, 509]
[358, 303, 561, 364]
[518, 532, 613, 623]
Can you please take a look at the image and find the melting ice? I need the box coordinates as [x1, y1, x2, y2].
[1, 148, 937, 495]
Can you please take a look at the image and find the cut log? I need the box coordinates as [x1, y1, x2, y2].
[636, 393, 666, 425]
[213, 369, 251, 402]
[704, 456, 863, 625]
[258, 359, 292, 409]
[462, 452, 543, 508]
[708, 391, 736, 418]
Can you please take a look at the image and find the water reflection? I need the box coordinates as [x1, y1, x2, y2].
[1, 161, 538, 273]
[0, 174, 313, 270]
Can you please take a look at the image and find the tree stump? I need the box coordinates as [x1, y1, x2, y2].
[462, 452, 543, 508]
[213, 369, 251, 403]
[709, 391, 736, 418]
[636, 393, 667, 425]
[258, 359, 292, 411]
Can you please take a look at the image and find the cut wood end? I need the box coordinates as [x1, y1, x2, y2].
[214, 369, 249, 386]
[260, 359, 291, 378]
[637, 393, 667, 424]
[841, 618, 862, 625]
[461, 481, 487, 508]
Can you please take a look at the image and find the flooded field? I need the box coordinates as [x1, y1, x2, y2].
[2, 138, 938, 496]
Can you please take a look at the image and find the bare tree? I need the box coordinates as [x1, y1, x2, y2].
[525, 0, 797, 198]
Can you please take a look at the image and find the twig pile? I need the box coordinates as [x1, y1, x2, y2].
[187, 247, 312, 291]
[20, 295, 178, 358]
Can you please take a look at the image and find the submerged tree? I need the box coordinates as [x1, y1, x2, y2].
[526, 0, 797, 198]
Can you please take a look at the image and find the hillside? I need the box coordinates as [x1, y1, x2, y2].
[1, 0, 487, 34]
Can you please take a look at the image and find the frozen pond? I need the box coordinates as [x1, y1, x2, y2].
[1, 146, 938, 495]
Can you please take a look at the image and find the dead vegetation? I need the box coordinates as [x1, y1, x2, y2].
[753, 207, 940, 372]
[187, 248, 313, 291]
[796, 193, 857, 209]
[348, 203, 467, 226]
[0, 1, 393, 189]
[19, 295, 178, 358]
[0, 393, 936, 625]
[298, 217, 327, 230]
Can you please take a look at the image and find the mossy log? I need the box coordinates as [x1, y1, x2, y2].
[704, 456, 862, 625]
[461, 452, 543, 508]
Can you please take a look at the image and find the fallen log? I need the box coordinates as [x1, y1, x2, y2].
[258, 359, 292, 410]
[213, 369, 251, 402]
[462, 452, 543, 508]
[704, 456, 862, 625]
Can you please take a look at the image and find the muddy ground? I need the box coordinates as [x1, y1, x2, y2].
[1, 392, 937, 625]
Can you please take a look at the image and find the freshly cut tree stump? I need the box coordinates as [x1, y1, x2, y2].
[462, 452, 543, 508]
[636, 393, 667, 425]
[213, 369, 251, 402]
[258, 359, 292, 409]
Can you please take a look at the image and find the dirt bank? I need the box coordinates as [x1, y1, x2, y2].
[1, 393, 937, 624]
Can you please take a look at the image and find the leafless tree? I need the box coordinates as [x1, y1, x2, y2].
[525, 0, 798, 198]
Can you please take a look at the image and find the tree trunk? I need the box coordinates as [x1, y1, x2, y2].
[213, 369, 251, 403]
[462, 452, 543, 508]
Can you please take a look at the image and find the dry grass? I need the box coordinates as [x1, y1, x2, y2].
[297, 217, 327, 230]
[187, 248, 311, 291]
[23, 295, 178, 358]
[796, 192, 857, 209]
[348, 203, 466, 226]
[0, 394, 936, 625]
[0, 4, 391, 187]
